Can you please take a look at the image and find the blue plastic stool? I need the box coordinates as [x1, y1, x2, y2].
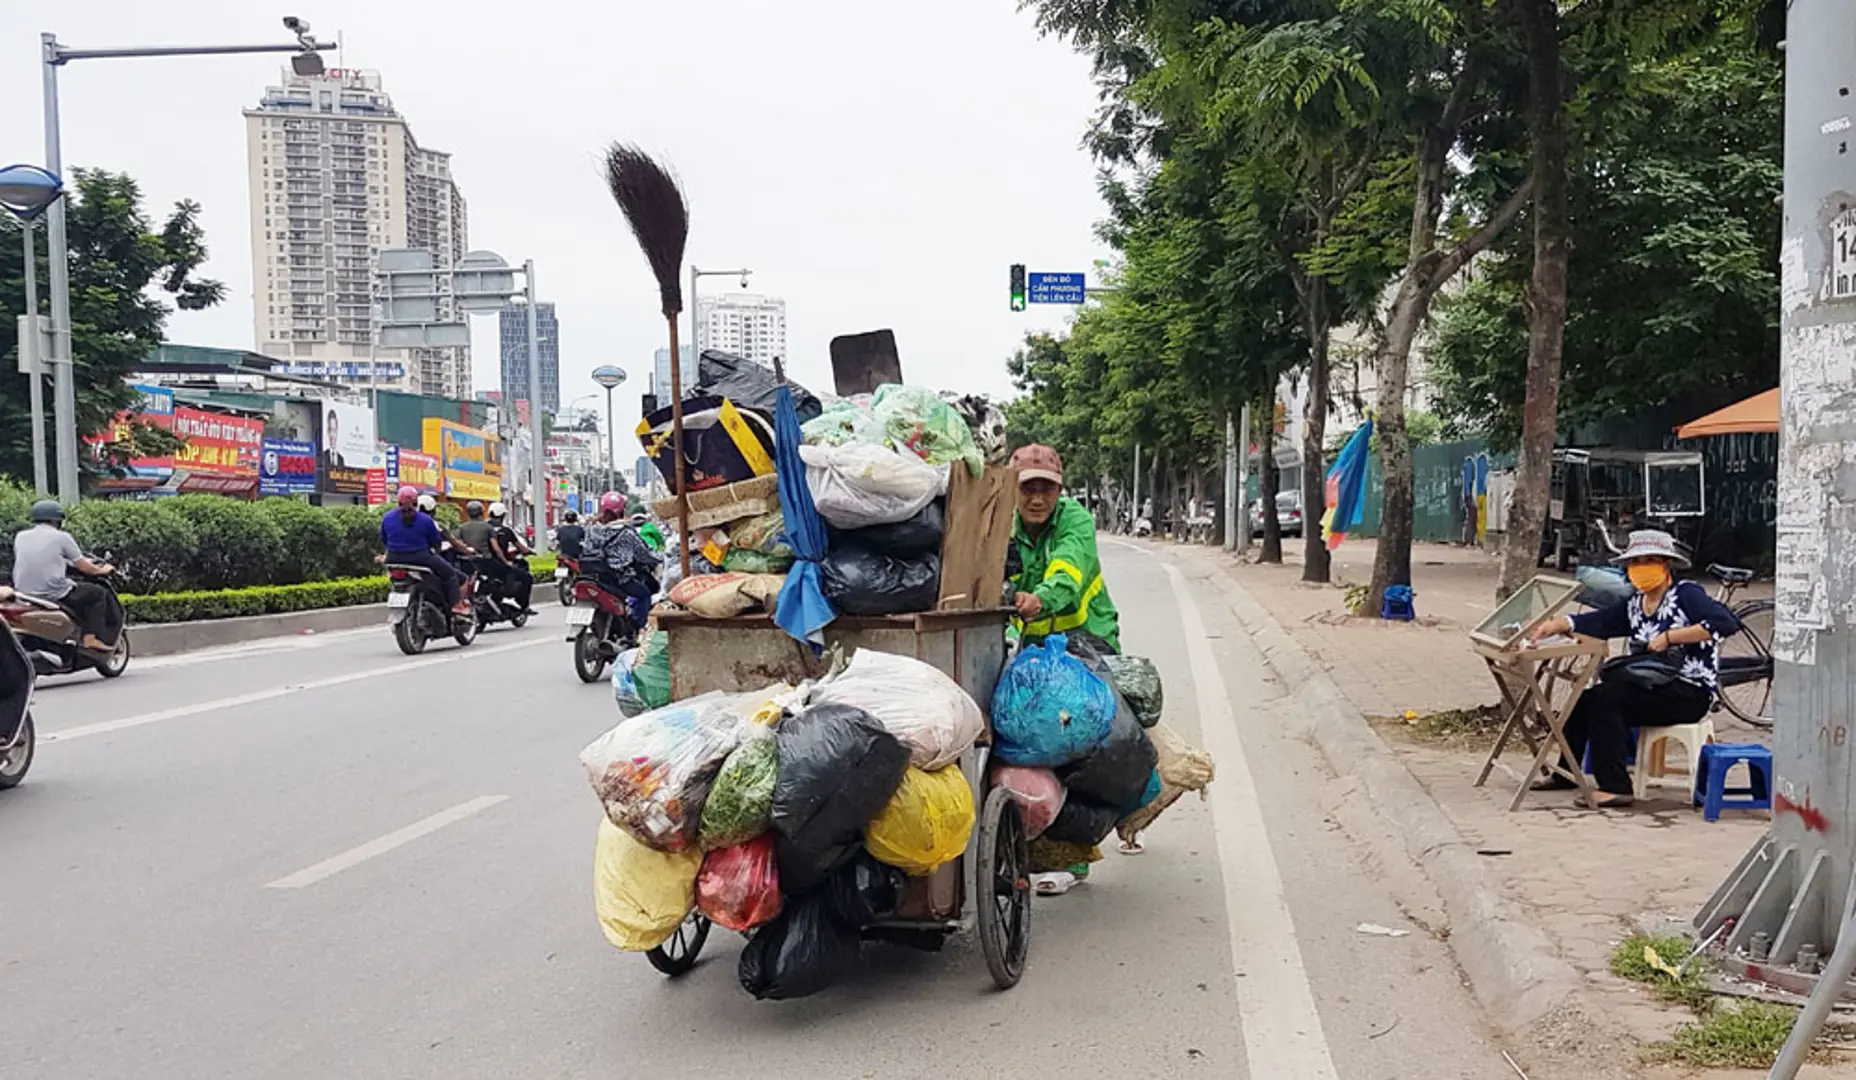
[1693, 743, 1773, 822]
[1382, 585, 1416, 622]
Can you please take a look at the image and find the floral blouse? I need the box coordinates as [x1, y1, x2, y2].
[1569, 580, 1742, 690]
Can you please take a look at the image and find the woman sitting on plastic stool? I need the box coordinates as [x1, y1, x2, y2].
[1525, 529, 1740, 808]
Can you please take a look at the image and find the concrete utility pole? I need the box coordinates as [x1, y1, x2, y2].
[1697, 0, 1856, 1009]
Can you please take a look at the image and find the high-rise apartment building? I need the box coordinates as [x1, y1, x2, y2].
[694, 293, 786, 365]
[244, 69, 471, 398]
[498, 300, 560, 415]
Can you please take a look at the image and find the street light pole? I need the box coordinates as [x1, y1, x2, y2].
[38, 25, 336, 504]
[21, 220, 48, 495]
[604, 385, 617, 493]
[523, 261, 547, 535]
[688, 265, 754, 365]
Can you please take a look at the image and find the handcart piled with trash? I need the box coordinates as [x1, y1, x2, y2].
[581, 146, 1213, 1000]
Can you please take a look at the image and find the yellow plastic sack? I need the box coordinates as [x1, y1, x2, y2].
[593, 818, 703, 952]
[864, 766, 975, 876]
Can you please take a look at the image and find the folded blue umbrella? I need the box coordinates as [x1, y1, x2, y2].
[772, 384, 836, 646]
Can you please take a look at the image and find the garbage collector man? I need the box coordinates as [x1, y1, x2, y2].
[1008, 444, 1121, 655]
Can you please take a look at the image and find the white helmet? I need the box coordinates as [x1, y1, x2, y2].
[416, 493, 437, 513]
[487, 501, 507, 520]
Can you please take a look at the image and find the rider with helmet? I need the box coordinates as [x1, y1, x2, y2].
[582, 491, 660, 625]
[486, 501, 536, 615]
[555, 509, 586, 560]
[417, 493, 474, 559]
[11, 500, 119, 650]
[381, 486, 468, 614]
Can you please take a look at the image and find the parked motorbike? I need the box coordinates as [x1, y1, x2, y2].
[386, 560, 479, 655]
[0, 590, 36, 790]
[0, 563, 130, 680]
[567, 576, 640, 683]
[555, 556, 580, 607]
[469, 557, 533, 631]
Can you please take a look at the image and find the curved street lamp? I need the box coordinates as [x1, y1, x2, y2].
[2, 163, 65, 496]
[592, 365, 627, 493]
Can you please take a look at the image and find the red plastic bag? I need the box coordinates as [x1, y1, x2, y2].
[697, 834, 784, 932]
[991, 764, 1067, 839]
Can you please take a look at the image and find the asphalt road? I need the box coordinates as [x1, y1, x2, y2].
[2, 545, 1521, 1079]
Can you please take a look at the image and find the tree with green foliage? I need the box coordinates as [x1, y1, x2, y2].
[0, 169, 226, 487]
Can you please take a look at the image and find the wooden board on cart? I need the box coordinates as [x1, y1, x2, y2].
[937, 464, 1018, 611]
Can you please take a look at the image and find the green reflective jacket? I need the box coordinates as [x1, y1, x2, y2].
[1011, 495, 1120, 652]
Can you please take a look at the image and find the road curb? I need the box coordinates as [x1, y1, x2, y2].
[128, 594, 562, 658]
[1177, 546, 1583, 1036]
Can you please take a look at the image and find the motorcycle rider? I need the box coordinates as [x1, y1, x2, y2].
[582, 492, 660, 626]
[633, 512, 666, 554]
[417, 493, 475, 558]
[487, 502, 536, 615]
[555, 510, 585, 560]
[11, 500, 119, 651]
[381, 486, 469, 615]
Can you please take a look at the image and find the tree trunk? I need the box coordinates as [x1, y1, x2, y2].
[1367, 296, 1426, 614]
[1498, 0, 1571, 600]
[1260, 390, 1284, 563]
[1302, 280, 1334, 582]
[1365, 62, 1535, 614]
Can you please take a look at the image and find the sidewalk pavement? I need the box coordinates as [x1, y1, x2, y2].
[1168, 537, 1797, 1076]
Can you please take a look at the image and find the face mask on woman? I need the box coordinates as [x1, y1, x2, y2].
[1627, 562, 1669, 592]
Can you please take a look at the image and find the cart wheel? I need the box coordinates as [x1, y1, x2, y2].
[645, 913, 711, 977]
[975, 786, 1031, 989]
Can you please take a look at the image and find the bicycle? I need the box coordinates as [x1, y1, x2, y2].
[1586, 519, 1774, 729]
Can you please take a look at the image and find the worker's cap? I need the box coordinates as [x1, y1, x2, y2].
[1010, 444, 1064, 486]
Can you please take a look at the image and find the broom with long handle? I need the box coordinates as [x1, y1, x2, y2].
[604, 145, 692, 580]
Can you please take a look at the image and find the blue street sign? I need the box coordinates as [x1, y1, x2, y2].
[1027, 272, 1086, 305]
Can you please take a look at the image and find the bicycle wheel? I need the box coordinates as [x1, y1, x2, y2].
[1717, 599, 1774, 729]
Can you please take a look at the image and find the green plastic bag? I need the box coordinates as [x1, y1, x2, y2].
[699, 725, 779, 851]
[872, 385, 982, 476]
[634, 630, 671, 710]
[1101, 655, 1164, 729]
[800, 397, 879, 447]
[723, 548, 795, 574]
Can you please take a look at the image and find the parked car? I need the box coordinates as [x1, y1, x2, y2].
[1250, 492, 1304, 538]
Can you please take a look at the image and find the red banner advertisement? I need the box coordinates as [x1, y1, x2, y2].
[397, 449, 441, 492]
[169, 407, 265, 476]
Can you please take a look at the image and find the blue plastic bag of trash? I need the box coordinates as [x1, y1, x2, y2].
[991, 634, 1118, 768]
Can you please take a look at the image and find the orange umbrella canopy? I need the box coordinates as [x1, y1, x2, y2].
[1676, 388, 1778, 439]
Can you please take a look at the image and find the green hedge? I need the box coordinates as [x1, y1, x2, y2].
[122, 576, 390, 624]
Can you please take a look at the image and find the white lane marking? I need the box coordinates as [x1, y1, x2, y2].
[1161, 558, 1341, 1080]
[266, 795, 509, 889]
[41, 637, 552, 744]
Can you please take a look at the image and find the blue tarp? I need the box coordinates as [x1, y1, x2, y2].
[773, 385, 836, 646]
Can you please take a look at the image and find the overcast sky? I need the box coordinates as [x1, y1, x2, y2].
[0, 2, 1109, 412]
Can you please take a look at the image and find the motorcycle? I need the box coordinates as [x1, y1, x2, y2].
[469, 557, 533, 631]
[0, 590, 36, 790]
[567, 575, 641, 683]
[0, 562, 131, 680]
[555, 555, 580, 607]
[385, 558, 479, 655]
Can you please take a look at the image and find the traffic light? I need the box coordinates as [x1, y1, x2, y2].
[1010, 263, 1027, 312]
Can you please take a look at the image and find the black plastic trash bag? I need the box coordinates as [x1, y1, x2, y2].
[824, 852, 906, 928]
[737, 890, 861, 1000]
[771, 703, 912, 864]
[775, 833, 860, 897]
[827, 500, 946, 557]
[692, 349, 823, 423]
[1057, 690, 1159, 811]
[1040, 795, 1123, 846]
[820, 549, 941, 616]
[1100, 655, 1164, 728]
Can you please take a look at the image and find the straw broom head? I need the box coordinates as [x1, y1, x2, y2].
[603, 144, 689, 318]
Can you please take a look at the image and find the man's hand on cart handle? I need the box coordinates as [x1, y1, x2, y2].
[1014, 591, 1043, 620]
